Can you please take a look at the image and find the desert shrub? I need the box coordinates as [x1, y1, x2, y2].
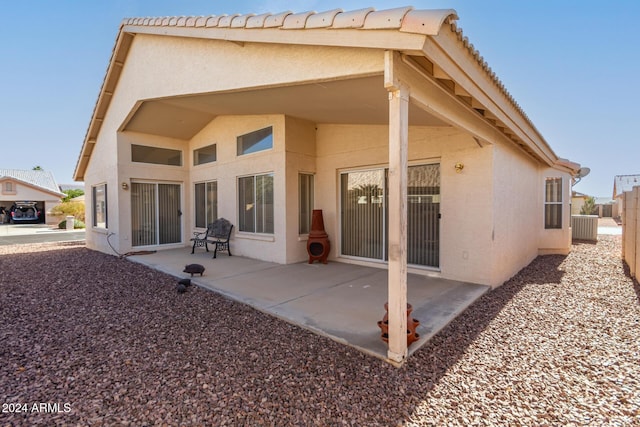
[58, 219, 86, 229]
[580, 196, 597, 215]
[50, 202, 85, 222]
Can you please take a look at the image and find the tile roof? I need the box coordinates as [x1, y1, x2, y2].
[122, 7, 453, 34]
[0, 169, 63, 195]
[59, 183, 85, 192]
[120, 6, 533, 142]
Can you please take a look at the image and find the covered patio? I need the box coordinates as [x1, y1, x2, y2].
[127, 249, 489, 364]
[76, 7, 578, 365]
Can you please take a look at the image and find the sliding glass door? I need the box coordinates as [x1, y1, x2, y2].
[341, 169, 386, 260]
[340, 164, 440, 268]
[407, 164, 440, 267]
[131, 182, 182, 247]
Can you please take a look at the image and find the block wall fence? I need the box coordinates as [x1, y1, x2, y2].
[622, 187, 640, 279]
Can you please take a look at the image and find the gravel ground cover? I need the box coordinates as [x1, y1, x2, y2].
[1, 236, 639, 426]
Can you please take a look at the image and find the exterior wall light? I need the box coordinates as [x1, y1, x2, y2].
[121, 182, 129, 190]
[454, 163, 464, 173]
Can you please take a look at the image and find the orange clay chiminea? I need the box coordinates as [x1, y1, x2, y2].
[307, 209, 330, 264]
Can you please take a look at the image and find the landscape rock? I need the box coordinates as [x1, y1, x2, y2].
[0, 236, 638, 426]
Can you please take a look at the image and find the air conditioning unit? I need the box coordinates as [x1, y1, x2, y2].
[571, 215, 598, 241]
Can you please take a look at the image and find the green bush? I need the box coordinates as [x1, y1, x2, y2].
[58, 219, 86, 229]
[62, 189, 85, 202]
[50, 201, 85, 223]
[580, 196, 597, 215]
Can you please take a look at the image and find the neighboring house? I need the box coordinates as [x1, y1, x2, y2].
[613, 174, 640, 219]
[73, 6, 580, 361]
[572, 192, 615, 218]
[572, 191, 615, 218]
[0, 169, 65, 225]
[571, 191, 589, 215]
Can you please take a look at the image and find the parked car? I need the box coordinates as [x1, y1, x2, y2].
[10, 202, 41, 224]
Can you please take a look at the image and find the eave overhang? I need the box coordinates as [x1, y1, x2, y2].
[74, 31, 134, 181]
[73, 5, 576, 180]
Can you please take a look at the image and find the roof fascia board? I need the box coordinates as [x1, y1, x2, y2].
[123, 24, 428, 53]
[386, 51, 516, 150]
[553, 158, 580, 175]
[424, 28, 557, 166]
[74, 30, 134, 181]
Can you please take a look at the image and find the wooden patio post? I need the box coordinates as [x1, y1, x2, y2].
[384, 51, 409, 363]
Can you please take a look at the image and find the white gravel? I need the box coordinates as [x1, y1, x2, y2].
[1, 236, 638, 426]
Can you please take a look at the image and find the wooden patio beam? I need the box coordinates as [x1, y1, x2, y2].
[384, 50, 409, 364]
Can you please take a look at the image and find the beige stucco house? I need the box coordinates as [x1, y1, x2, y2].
[571, 191, 589, 215]
[0, 169, 65, 225]
[74, 6, 579, 362]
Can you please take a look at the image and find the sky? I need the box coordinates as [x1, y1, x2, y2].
[1, 1, 638, 197]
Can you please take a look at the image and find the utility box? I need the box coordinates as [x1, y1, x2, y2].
[571, 215, 598, 241]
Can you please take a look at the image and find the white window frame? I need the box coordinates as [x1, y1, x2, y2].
[237, 127, 273, 156]
[131, 144, 182, 166]
[544, 177, 563, 229]
[92, 183, 108, 229]
[194, 180, 218, 228]
[194, 144, 217, 166]
[298, 173, 314, 235]
[238, 173, 274, 234]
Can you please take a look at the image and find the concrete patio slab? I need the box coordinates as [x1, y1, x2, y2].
[128, 248, 490, 362]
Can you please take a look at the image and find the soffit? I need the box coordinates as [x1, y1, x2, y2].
[121, 75, 449, 140]
[74, 7, 458, 180]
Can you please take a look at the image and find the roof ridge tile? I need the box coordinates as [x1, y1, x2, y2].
[332, 7, 375, 29]
[231, 13, 255, 28]
[246, 13, 272, 28]
[400, 9, 456, 35]
[282, 11, 314, 29]
[194, 16, 209, 27]
[306, 9, 342, 29]
[218, 14, 239, 27]
[205, 15, 225, 27]
[264, 11, 292, 28]
[363, 6, 413, 30]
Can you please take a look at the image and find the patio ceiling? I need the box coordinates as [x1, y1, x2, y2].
[121, 75, 450, 140]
